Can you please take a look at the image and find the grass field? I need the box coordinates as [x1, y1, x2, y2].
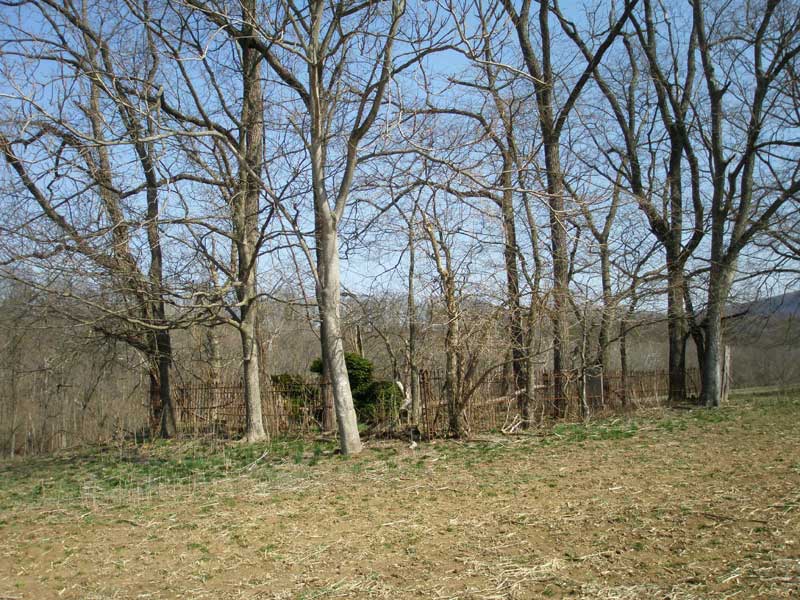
[1, 390, 799, 599]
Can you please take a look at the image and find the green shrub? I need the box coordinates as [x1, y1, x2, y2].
[270, 373, 316, 414]
[309, 354, 402, 424]
[309, 352, 373, 395]
[356, 380, 403, 423]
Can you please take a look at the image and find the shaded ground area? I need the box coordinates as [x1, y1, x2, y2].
[1, 391, 799, 599]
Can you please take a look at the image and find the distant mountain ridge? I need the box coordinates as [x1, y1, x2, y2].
[732, 289, 800, 318]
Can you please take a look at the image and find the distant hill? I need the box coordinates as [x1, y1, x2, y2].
[725, 289, 800, 348]
[732, 289, 800, 318]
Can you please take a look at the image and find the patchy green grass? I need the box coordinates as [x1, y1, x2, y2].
[0, 437, 338, 508]
[1, 391, 799, 600]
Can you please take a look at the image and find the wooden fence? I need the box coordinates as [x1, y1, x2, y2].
[418, 368, 701, 436]
[174, 368, 697, 439]
[174, 383, 323, 437]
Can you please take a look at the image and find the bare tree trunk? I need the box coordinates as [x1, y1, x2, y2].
[525, 347, 538, 424]
[720, 345, 732, 404]
[500, 160, 528, 424]
[545, 142, 571, 418]
[683, 285, 705, 376]
[316, 220, 362, 454]
[422, 208, 465, 437]
[321, 374, 336, 432]
[701, 263, 734, 407]
[701, 308, 723, 407]
[407, 215, 421, 426]
[235, 0, 267, 442]
[318, 332, 335, 432]
[501, 0, 582, 418]
[443, 283, 464, 437]
[156, 330, 176, 437]
[147, 365, 161, 434]
[206, 325, 223, 387]
[355, 325, 365, 358]
[239, 312, 266, 440]
[578, 306, 590, 419]
[143, 84, 177, 437]
[596, 245, 613, 374]
[666, 244, 687, 405]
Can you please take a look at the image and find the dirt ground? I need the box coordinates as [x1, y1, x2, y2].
[1, 391, 799, 599]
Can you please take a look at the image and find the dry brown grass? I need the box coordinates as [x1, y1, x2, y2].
[1, 391, 798, 599]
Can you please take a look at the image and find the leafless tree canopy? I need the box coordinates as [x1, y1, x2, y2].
[1, 0, 798, 453]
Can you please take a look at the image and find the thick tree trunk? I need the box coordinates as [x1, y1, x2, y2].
[544, 140, 571, 418]
[318, 309, 335, 432]
[145, 337, 176, 439]
[320, 362, 336, 432]
[666, 257, 687, 404]
[317, 221, 362, 454]
[701, 304, 724, 407]
[234, 0, 267, 443]
[444, 286, 464, 437]
[665, 137, 688, 404]
[148, 366, 161, 434]
[240, 309, 267, 441]
[701, 263, 734, 407]
[156, 330, 177, 437]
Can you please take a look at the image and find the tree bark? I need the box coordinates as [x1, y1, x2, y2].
[147, 366, 162, 434]
[501, 0, 576, 418]
[9, 363, 18, 458]
[316, 221, 362, 453]
[156, 330, 177, 437]
[407, 214, 421, 426]
[545, 141, 571, 418]
[235, 0, 267, 442]
[205, 324, 223, 425]
[500, 158, 528, 424]
[595, 241, 613, 374]
[701, 258, 735, 407]
[239, 313, 266, 440]
[666, 254, 687, 404]
[443, 278, 464, 437]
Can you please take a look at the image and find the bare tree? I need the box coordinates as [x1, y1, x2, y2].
[552, 0, 705, 405]
[420, 190, 466, 437]
[131, 0, 307, 442]
[692, 0, 800, 406]
[0, 0, 184, 436]
[184, 0, 446, 453]
[232, 0, 269, 441]
[499, 0, 638, 415]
